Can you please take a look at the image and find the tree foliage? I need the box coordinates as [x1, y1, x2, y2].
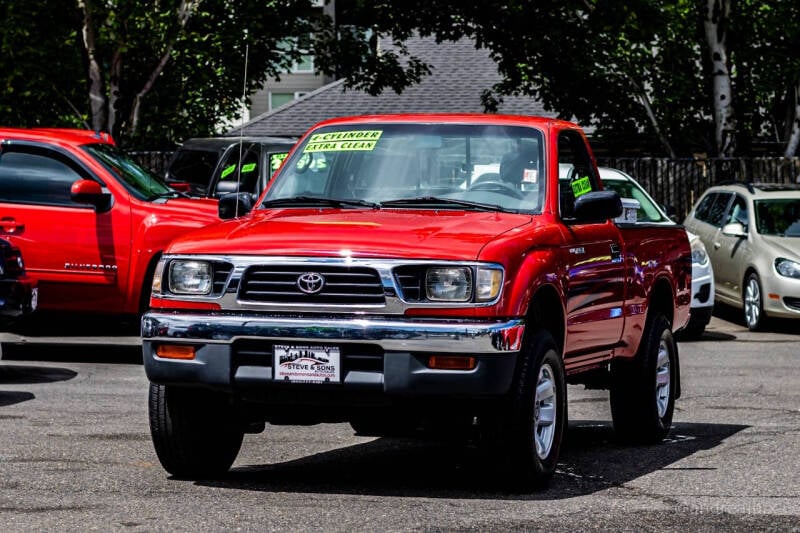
[336, 0, 800, 157]
[1, 0, 798, 155]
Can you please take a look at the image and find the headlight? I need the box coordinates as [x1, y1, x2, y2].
[426, 267, 472, 302]
[476, 267, 503, 302]
[690, 237, 708, 266]
[775, 258, 800, 279]
[168, 260, 213, 295]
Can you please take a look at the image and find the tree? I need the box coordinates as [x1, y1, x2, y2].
[334, 0, 800, 157]
[0, 1, 432, 148]
[0, 1, 86, 128]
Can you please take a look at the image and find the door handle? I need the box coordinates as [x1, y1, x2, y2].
[0, 217, 24, 235]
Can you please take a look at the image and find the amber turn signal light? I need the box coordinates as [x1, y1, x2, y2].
[427, 355, 476, 370]
[155, 344, 196, 360]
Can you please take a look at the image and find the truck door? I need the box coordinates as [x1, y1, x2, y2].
[557, 130, 626, 360]
[0, 143, 131, 312]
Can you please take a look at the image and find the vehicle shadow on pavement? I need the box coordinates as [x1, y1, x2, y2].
[711, 302, 800, 335]
[2, 343, 141, 365]
[7, 311, 140, 338]
[0, 364, 77, 407]
[196, 420, 748, 499]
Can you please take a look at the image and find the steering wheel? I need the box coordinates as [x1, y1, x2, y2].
[467, 180, 524, 199]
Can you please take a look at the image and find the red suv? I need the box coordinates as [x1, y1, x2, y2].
[0, 128, 220, 316]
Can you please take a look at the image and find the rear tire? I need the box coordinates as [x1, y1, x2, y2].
[148, 383, 244, 479]
[495, 330, 566, 491]
[610, 313, 677, 444]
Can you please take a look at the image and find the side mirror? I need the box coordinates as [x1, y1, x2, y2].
[70, 179, 111, 212]
[722, 222, 747, 238]
[218, 192, 254, 219]
[572, 190, 622, 224]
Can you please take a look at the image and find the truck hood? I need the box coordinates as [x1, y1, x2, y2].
[167, 208, 533, 260]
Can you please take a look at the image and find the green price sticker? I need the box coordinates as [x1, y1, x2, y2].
[220, 164, 236, 179]
[571, 176, 592, 198]
[241, 163, 256, 173]
[304, 130, 383, 152]
[270, 152, 288, 171]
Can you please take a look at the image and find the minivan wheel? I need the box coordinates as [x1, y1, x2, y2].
[744, 273, 764, 331]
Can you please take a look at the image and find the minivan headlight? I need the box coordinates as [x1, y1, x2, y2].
[169, 260, 213, 294]
[775, 258, 800, 279]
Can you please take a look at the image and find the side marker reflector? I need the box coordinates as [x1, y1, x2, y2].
[156, 345, 196, 360]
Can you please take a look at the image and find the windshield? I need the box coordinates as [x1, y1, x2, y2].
[263, 123, 545, 213]
[755, 199, 800, 236]
[82, 143, 174, 200]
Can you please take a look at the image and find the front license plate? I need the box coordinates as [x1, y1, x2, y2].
[273, 344, 341, 383]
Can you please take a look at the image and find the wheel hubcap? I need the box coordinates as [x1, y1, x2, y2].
[744, 278, 760, 328]
[533, 363, 557, 460]
[655, 339, 671, 419]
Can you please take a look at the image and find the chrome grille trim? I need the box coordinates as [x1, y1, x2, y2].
[154, 255, 503, 314]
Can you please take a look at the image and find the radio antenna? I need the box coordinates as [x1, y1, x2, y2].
[235, 41, 249, 216]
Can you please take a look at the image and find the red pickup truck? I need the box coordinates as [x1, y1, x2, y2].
[142, 114, 691, 490]
[0, 128, 220, 316]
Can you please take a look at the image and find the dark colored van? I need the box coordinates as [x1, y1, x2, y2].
[164, 136, 296, 198]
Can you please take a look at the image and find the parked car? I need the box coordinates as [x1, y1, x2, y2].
[0, 128, 220, 316]
[0, 238, 36, 328]
[598, 167, 715, 337]
[683, 182, 800, 330]
[164, 136, 296, 198]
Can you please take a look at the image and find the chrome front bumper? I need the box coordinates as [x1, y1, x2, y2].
[142, 312, 525, 353]
[141, 312, 525, 396]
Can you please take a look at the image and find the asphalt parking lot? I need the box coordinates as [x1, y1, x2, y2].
[0, 309, 798, 531]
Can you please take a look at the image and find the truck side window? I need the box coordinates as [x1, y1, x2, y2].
[0, 147, 88, 207]
[557, 130, 600, 219]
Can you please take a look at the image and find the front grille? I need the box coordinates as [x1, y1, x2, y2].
[239, 265, 385, 305]
[694, 282, 711, 304]
[783, 296, 800, 311]
[213, 263, 233, 295]
[393, 265, 426, 302]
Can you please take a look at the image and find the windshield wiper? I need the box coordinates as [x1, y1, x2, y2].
[380, 196, 503, 212]
[261, 195, 380, 209]
[148, 190, 191, 200]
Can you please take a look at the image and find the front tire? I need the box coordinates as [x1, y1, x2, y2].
[744, 272, 764, 331]
[148, 383, 244, 479]
[496, 330, 566, 491]
[610, 313, 677, 444]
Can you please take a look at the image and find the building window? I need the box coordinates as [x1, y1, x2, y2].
[292, 54, 314, 73]
[269, 92, 295, 111]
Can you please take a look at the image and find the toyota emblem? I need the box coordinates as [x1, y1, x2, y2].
[296, 272, 325, 294]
